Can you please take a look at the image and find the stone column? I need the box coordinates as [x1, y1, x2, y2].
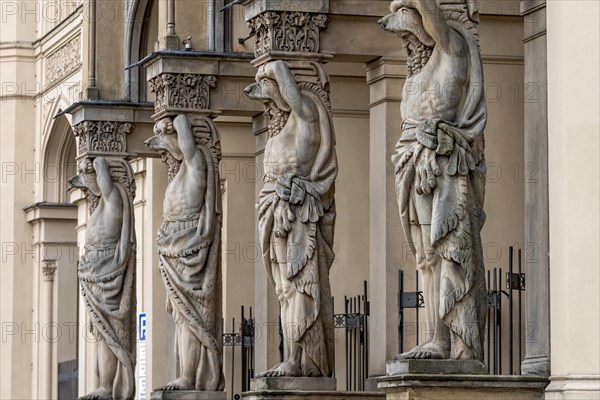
[545, 1, 599, 399]
[520, 0, 550, 377]
[41, 260, 57, 400]
[165, 0, 179, 49]
[365, 58, 413, 384]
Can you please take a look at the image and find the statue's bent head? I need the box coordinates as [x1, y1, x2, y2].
[68, 158, 102, 196]
[378, 6, 435, 48]
[244, 64, 292, 114]
[145, 117, 184, 162]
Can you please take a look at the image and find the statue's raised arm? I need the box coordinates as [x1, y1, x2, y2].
[92, 157, 114, 199]
[394, 0, 465, 55]
[173, 114, 198, 161]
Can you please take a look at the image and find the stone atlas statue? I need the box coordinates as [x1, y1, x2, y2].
[145, 114, 225, 391]
[69, 157, 137, 400]
[245, 60, 338, 377]
[380, 0, 488, 361]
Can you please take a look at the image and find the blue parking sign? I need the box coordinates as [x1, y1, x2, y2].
[138, 313, 147, 342]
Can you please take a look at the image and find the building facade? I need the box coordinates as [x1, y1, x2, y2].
[0, 0, 598, 399]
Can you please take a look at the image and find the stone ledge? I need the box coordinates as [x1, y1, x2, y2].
[386, 359, 487, 376]
[378, 374, 549, 400]
[250, 377, 337, 391]
[150, 390, 226, 400]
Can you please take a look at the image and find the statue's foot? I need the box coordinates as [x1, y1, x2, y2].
[396, 341, 449, 360]
[394, 341, 429, 360]
[155, 377, 194, 391]
[259, 360, 302, 377]
[77, 388, 112, 400]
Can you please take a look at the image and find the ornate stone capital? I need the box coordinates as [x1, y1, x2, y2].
[73, 121, 135, 159]
[248, 11, 329, 57]
[148, 73, 218, 114]
[42, 260, 57, 282]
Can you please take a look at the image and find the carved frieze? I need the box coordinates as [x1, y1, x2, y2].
[73, 121, 135, 157]
[148, 73, 217, 113]
[247, 11, 329, 57]
[46, 35, 82, 86]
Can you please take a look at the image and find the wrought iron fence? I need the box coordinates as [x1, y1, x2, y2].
[398, 245, 526, 375]
[223, 306, 255, 399]
[333, 281, 370, 391]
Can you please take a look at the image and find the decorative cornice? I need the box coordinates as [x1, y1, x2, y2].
[247, 11, 329, 57]
[148, 73, 217, 113]
[42, 260, 58, 281]
[46, 34, 82, 86]
[73, 121, 135, 158]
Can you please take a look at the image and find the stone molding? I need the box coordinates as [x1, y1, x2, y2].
[148, 73, 218, 114]
[46, 35, 82, 86]
[247, 11, 329, 57]
[42, 260, 57, 282]
[73, 121, 135, 158]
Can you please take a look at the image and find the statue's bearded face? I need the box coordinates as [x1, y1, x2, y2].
[68, 158, 101, 196]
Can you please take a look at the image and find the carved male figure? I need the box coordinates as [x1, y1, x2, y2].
[69, 157, 136, 400]
[145, 115, 225, 391]
[380, 0, 488, 360]
[245, 60, 338, 377]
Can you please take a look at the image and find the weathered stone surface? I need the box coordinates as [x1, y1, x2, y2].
[386, 359, 487, 376]
[243, 391, 384, 400]
[245, 58, 338, 379]
[145, 113, 225, 391]
[378, 374, 549, 400]
[379, 0, 488, 361]
[520, 0, 550, 378]
[250, 377, 337, 391]
[151, 391, 227, 400]
[69, 157, 137, 400]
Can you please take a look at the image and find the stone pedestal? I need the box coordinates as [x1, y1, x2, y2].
[244, 377, 384, 400]
[251, 377, 337, 391]
[151, 391, 226, 400]
[378, 374, 549, 400]
[386, 359, 487, 376]
[243, 392, 384, 400]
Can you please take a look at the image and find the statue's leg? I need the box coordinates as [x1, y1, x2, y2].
[413, 224, 435, 344]
[261, 238, 302, 377]
[402, 189, 450, 360]
[98, 339, 117, 392]
[178, 320, 201, 388]
[157, 311, 198, 390]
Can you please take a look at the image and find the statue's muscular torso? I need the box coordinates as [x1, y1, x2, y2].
[401, 43, 468, 125]
[163, 154, 208, 219]
[86, 189, 123, 246]
[263, 99, 321, 180]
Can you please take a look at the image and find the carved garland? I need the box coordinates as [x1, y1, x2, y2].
[42, 260, 58, 281]
[149, 74, 218, 113]
[73, 121, 135, 157]
[46, 35, 82, 86]
[248, 12, 329, 57]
